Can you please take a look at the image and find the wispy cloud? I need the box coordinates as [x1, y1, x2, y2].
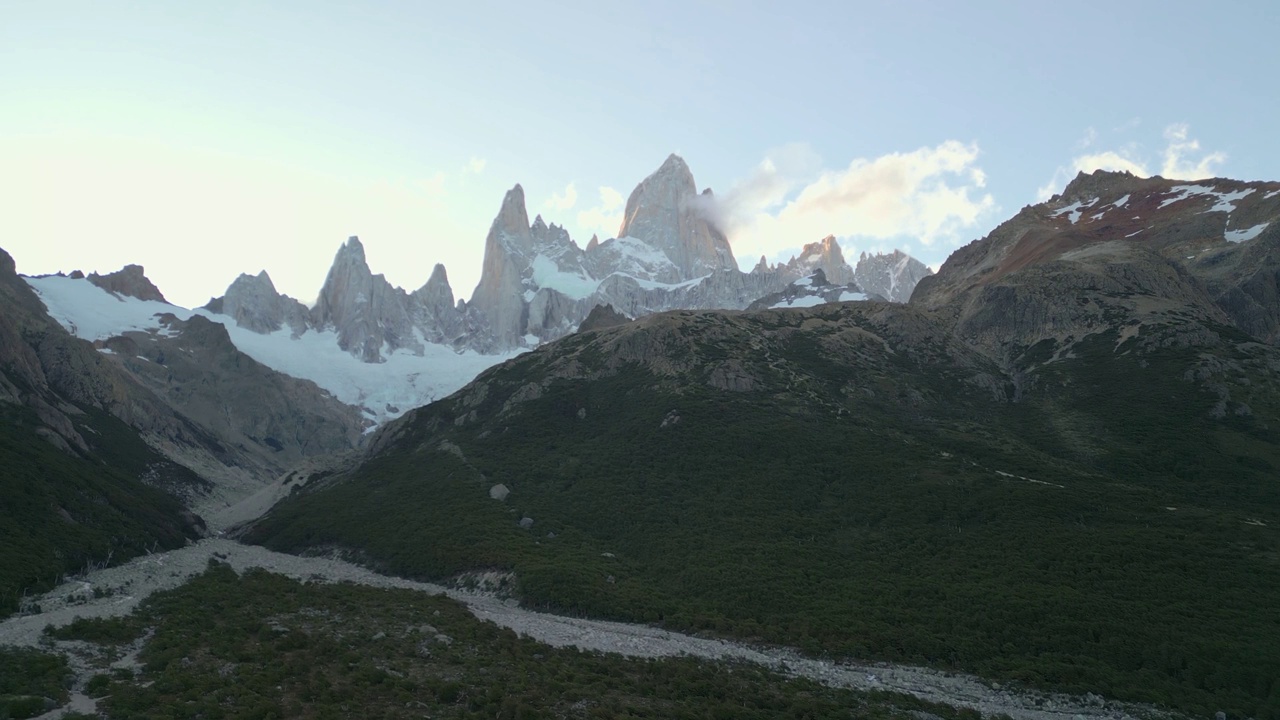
[1160, 123, 1226, 180]
[700, 141, 995, 264]
[542, 182, 578, 213]
[463, 156, 486, 175]
[576, 186, 625, 240]
[1037, 123, 1226, 199]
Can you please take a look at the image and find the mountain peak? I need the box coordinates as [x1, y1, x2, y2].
[617, 154, 735, 279]
[660, 153, 690, 174]
[493, 185, 531, 239]
[428, 263, 448, 285]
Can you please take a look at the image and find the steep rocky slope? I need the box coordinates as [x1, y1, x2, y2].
[913, 170, 1280, 355]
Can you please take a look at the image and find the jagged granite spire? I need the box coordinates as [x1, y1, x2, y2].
[311, 236, 422, 362]
[782, 236, 855, 285]
[617, 153, 736, 280]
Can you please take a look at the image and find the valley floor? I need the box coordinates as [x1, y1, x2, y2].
[1, 537, 1172, 720]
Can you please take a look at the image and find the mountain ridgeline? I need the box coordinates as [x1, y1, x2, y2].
[203, 154, 932, 359]
[249, 170, 1280, 718]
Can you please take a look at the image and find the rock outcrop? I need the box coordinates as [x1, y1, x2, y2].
[577, 304, 631, 333]
[204, 270, 309, 336]
[87, 264, 168, 302]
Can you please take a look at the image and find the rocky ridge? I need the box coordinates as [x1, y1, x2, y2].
[912, 170, 1280, 358]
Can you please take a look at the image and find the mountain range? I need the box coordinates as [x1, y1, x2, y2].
[248, 169, 1280, 717]
[202, 153, 930, 360]
[4, 162, 1280, 717]
[0, 153, 927, 610]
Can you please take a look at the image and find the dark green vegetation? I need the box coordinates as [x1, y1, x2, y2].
[251, 305, 1280, 718]
[0, 401, 202, 619]
[0, 647, 69, 719]
[61, 561, 968, 719]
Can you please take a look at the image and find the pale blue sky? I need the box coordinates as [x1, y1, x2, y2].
[3, 1, 1277, 307]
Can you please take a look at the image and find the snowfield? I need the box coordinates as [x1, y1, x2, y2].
[25, 274, 520, 425]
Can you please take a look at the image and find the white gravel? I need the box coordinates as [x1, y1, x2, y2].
[0, 538, 1172, 720]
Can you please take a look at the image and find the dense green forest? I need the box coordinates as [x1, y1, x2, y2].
[0, 402, 202, 619]
[0, 647, 71, 719]
[54, 561, 981, 720]
[250, 315, 1280, 718]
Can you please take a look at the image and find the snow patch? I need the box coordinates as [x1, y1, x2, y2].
[1159, 184, 1254, 213]
[1265, 189, 1280, 200]
[1050, 198, 1098, 224]
[1207, 188, 1254, 213]
[529, 255, 600, 300]
[1225, 222, 1269, 243]
[838, 291, 868, 302]
[770, 295, 827, 309]
[617, 273, 709, 292]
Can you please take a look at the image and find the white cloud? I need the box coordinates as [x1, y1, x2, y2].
[576, 186, 625, 240]
[703, 143, 822, 231]
[464, 156, 486, 175]
[1161, 123, 1225, 180]
[543, 182, 578, 213]
[1037, 123, 1226, 200]
[708, 141, 995, 264]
